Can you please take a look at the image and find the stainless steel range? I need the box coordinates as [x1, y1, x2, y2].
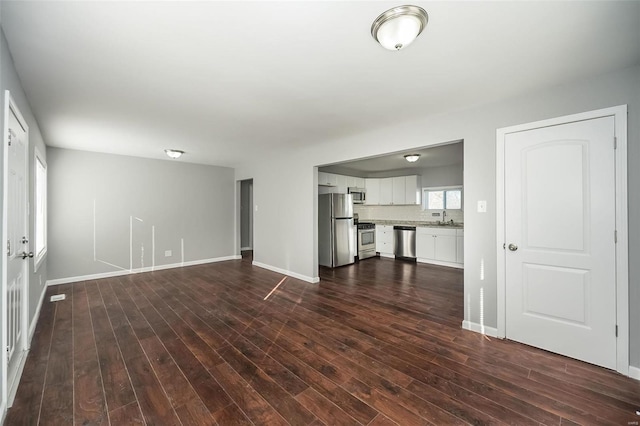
[357, 222, 376, 260]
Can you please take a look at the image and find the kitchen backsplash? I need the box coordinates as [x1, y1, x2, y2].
[354, 204, 463, 223]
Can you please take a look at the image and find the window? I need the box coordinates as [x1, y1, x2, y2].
[423, 186, 462, 210]
[34, 149, 47, 271]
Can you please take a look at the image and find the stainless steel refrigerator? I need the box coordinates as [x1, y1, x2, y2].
[318, 193, 356, 268]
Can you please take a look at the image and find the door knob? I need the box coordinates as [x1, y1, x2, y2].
[508, 243, 518, 251]
[21, 251, 34, 259]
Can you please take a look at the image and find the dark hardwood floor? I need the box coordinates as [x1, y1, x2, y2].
[6, 255, 640, 425]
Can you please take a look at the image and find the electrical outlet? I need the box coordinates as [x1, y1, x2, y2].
[477, 200, 487, 213]
[165, 250, 172, 257]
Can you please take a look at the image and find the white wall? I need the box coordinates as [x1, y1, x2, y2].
[420, 163, 464, 187]
[0, 26, 49, 415]
[236, 65, 640, 369]
[47, 148, 236, 282]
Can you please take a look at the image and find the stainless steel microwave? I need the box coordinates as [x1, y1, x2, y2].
[347, 187, 366, 204]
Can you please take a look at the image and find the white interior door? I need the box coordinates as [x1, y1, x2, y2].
[504, 116, 617, 369]
[4, 97, 29, 404]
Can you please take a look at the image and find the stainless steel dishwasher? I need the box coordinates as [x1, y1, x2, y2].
[393, 226, 416, 260]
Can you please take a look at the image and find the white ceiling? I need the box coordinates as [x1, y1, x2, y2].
[2, 1, 639, 168]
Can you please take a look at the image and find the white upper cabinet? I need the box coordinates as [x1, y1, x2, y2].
[335, 174, 348, 194]
[405, 175, 421, 205]
[365, 178, 380, 205]
[364, 175, 421, 205]
[379, 178, 393, 205]
[323, 173, 420, 204]
[392, 177, 405, 205]
[345, 176, 365, 189]
[318, 172, 337, 186]
[318, 172, 360, 194]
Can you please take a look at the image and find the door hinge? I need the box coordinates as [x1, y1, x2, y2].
[613, 137, 617, 150]
[615, 325, 618, 337]
[6, 240, 10, 256]
[503, 243, 506, 250]
[614, 230, 618, 243]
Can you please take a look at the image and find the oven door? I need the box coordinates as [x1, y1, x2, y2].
[358, 229, 375, 251]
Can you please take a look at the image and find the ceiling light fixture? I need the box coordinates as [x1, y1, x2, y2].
[165, 149, 184, 159]
[404, 154, 421, 163]
[371, 5, 428, 51]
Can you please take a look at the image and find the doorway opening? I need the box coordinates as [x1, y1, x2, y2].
[239, 179, 253, 261]
[314, 140, 465, 313]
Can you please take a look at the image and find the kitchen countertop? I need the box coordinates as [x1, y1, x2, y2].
[366, 220, 464, 229]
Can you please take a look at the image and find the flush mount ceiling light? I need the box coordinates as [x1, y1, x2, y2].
[404, 154, 421, 163]
[164, 149, 184, 159]
[371, 5, 428, 51]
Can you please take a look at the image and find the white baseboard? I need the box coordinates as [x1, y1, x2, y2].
[28, 283, 48, 341]
[0, 400, 6, 426]
[252, 261, 320, 284]
[629, 366, 640, 381]
[378, 253, 394, 259]
[46, 255, 242, 286]
[240, 246, 252, 251]
[461, 320, 499, 338]
[6, 350, 28, 408]
[417, 258, 464, 269]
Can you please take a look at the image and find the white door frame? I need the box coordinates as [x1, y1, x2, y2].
[1, 91, 30, 413]
[496, 105, 629, 376]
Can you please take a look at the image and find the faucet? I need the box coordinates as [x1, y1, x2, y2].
[442, 210, 447, 224]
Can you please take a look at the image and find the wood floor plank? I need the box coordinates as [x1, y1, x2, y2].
[331, 353, 503, 425]
[218, 345, 318, 425]
[40, 286, 74, 425]
[365, 345, 565, 424]
[85, 282, 137, 413]
[128, 289, 232, 414]
[210, 361, 290, 426]
[124, 355, 182, 425]
[73, 359, 108, 425]
[39, 382, 74, 426]
[7, 254, 640, 425]
[342, 377, 437, 426]
[241, 328, 379, 425]
[138, 335, 201, 408]
[211, 403, 253, 425]
[295, 387, 361, 426]
[174, 398, 218, 426]
[108, 401, 145, 425]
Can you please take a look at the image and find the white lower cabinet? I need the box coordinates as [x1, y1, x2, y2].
[376, 225, 394, 258]
[417, 227, 464, 268]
